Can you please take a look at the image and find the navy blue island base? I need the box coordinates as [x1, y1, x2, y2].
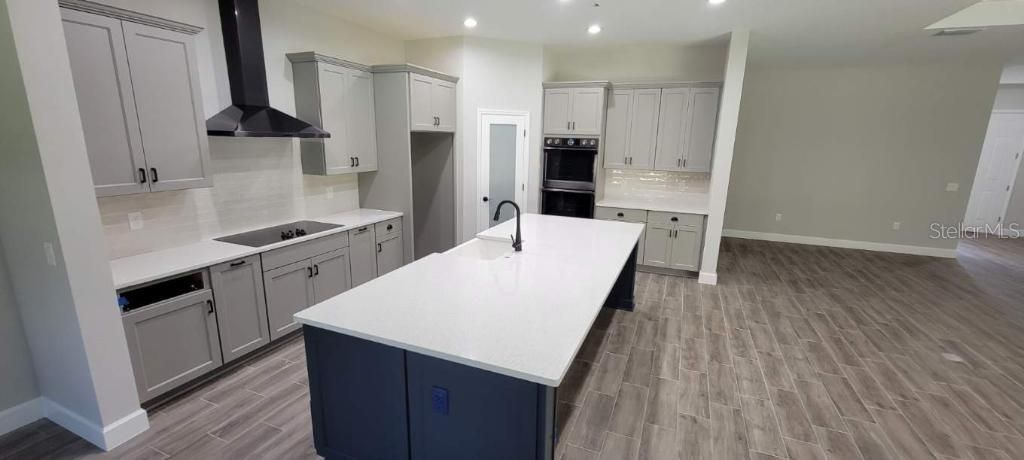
[302, 245, 637, 459]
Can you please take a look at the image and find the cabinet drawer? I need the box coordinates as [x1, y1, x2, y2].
[262, 232, 349, 271]
[595, 206, 647, 222]
[647, 211, 703, 229]
[375, 218, 402, 242]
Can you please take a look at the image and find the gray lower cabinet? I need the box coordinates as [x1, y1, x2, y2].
[376, 236, 404, 276]
[312, 248, 353, 304]
[122, 289, 222, 402]
[643, 219, 704, 271]
[264, 260, 317, 341]
[210, 256, 270, 363]
[595, 207, 647, 263]
[349, 226, 378, 287]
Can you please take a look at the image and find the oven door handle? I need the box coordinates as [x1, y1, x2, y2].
[542, 187, 596, 194]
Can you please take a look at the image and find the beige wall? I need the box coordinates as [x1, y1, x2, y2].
[544, 44, 728, 82]
[95, 0, 406, 259]
[0, 245, 38, 414]
[725, 61, 1002, 250]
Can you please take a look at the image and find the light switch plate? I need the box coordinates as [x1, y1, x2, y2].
[326, 186, 334, 200]
[43, 242, 56, 266]
[945, 182, 960, 192]
[128, 212, 144, 230]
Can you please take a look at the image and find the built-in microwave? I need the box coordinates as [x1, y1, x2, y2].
[542, 137, 598, 191]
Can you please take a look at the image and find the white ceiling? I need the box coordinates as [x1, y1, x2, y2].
[292, 0, 1024, 64]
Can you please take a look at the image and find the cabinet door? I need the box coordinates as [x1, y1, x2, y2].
[61, 10, 148, 197]
[264, 260, 315, 341]
[570, 88, 605, 135]
[433, 79, 457, 132]
[376, 235, 404, 276]
[603, 90, 632, 169]
[626, 89, 662, 170]
[312, 248, 353, 305]
[682, 88, 720, 173]
[543, 89, 572, 135]
[347, 69, 378, 172]
[642, 225, 672, 268]
[122, 290, 222, 402]
[348, 226, 378, 287]
[210, 257, 270, 363]
[319, 65, 354, 174]
[653, 88, 690, 172]
[669, 227, 703, 271]
[409, 73, 436, 131]
[122, 22, 211, 192]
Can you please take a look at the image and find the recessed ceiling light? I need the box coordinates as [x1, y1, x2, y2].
[708, 0, 726, 4]
[587, 24, 601, 34]
[464, 17, 478, 28]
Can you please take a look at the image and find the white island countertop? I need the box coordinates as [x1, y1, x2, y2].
[110, 209, 402, 290]
[294, 214, 644, 386]
[597, 192, 710, 215]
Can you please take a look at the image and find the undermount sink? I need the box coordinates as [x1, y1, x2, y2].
[447, 238, 517, 261]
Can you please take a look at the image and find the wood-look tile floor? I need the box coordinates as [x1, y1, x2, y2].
[4, 236, 1024, 459]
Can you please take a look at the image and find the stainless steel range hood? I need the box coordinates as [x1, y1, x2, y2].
[206, 0, 329, 138]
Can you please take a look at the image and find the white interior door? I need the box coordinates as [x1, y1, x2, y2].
[964, 112, 1024, 231]
[478, 111, 529, 230]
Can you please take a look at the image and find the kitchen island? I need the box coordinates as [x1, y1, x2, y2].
[293, 214, 643, 459]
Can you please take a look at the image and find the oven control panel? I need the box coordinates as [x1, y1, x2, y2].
[545, 137, 598, 148]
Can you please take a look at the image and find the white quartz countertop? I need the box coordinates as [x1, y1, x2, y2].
[294, 214, 644, 386]
[597, 192, 710, 215]
[110, 209, 402, 290]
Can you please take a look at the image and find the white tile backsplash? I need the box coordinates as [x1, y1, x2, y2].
[98, 137, 360, 259]
[604, 169, 710, 199]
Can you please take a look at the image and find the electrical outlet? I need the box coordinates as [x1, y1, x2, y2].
[892, 221, 901, 231]
[775, 213, 783, 222]
[945, 182, 960, 192]
[326, 186, 334, 199]
[43, 242, 56, 266]
[431, 386, 449, 415]
[128, 212, 144, 231]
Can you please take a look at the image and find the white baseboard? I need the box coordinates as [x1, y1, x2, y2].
[0, 398, 43, 436]
[42, 399, 149, 451]
[698, 272, 718, 285]
[722, 230, 957, 258]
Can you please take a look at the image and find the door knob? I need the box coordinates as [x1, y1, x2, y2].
[482, 196, 489, 202]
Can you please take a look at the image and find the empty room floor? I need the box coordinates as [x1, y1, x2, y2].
[4, 237, 1024, 459]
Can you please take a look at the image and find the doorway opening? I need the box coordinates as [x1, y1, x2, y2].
[477, 110, 530, 231]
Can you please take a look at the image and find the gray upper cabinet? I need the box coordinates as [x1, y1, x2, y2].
[654, 88, 690, 171]
[210, 256, 270, 363]
[61, 9, 147, 197]
[312, 248, 352, 304]
[121, 21, 211, 192]
[122, 288, 222, 402]
[682, 88, 720, 173]
[264, 259, 315, 341]
[349, 226, 378, 287]
[626, 89, 662, 170]
[62, 8, 210, 196]
[603, 90, 632, 169]
[543, 88, 572, 135]
[409, 72, 456, 133]
[543, 87, 606, 136]
[290, 53, 378, 175]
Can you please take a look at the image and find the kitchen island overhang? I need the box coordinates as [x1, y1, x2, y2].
[294, 214, 643, 459]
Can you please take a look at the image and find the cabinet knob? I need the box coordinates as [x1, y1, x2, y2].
[387, 224, 393, 230]
[670, 217, 679, 222]
[617, 212, 624, 217]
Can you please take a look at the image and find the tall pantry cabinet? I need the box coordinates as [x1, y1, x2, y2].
[60, 3, 211, 197]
